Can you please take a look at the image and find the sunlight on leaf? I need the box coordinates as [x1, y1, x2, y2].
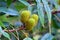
[49, 0, 59, 9]
[0, 27, 10, 40]
[18, 0, 30, 6]
[0, 7, 7, 12]
[41, 33, 54, 40]
[36, 0, 44, 27]
[42, 0, 52, 23]
[18, 0, 32, 12]
[5, 8, 18, 16]
[23, 37, 32, 40]
[0, 27, 3, 33]
[2, 31, 10, 40]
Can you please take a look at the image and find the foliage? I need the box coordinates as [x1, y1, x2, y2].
[0, 0, 60, 40]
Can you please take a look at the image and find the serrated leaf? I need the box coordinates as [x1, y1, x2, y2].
[42, 0, 52, 23]
[41, 33, 54, 40]
[36, 0, 44, 27]
[23, 37, 32, 40]
[2, 31, 10, 40]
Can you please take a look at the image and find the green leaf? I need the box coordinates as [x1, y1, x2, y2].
[0, 7, 7, 12]
[6, 0, 12, 7]
[0, 27, 3, 33]
[5, 8, 18, 16]
[0, 21, 5, 29]
[52, 37, 56, 40]
[0, 27, 10, 40]
[2, 31, 10, 40]
[15, 2, 26, 11]
[42, 0, 52, 23]
[18, 0, 30, 6]
[0, 7, 18, 16]
[0, 15, 8, 22]
[41, 33, 54, 40]
[36, 0, 44, 27]
[23, 37, 32, 40]
[53, 0, 59, 9]
[52, 19, 60, 29]
[0, 0, 5, 2]
[18, 0, 32, 12]
[28, 5, 32, 12]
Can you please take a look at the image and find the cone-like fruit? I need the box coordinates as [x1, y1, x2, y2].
[31, 14, 38, 25]
[20, 10, 30, 23]
[25, 18, 35, 31]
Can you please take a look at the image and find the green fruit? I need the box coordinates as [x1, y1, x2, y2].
[25, 18, 35, 31]
[31, 14, 38, 25]
[20, 10, 31, 23]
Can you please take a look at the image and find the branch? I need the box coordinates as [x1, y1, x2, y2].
[52, 10, 60, 14]
[4, 27, 25, 32]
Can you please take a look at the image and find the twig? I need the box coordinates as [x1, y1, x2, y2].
[54, 14, 60, 22]
[15, 30, 19, 40]
[21, 30, 29, 37]
[10, 32, 18, 40]
[49, 21, 51, 34]
[52, 10, 60, 14]
[4, 27, 25, 32]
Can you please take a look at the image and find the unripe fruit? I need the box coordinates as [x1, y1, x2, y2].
[20, 10, 30, 23]
[25, 18, 35, 31]
[31, 14, 38, 25]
